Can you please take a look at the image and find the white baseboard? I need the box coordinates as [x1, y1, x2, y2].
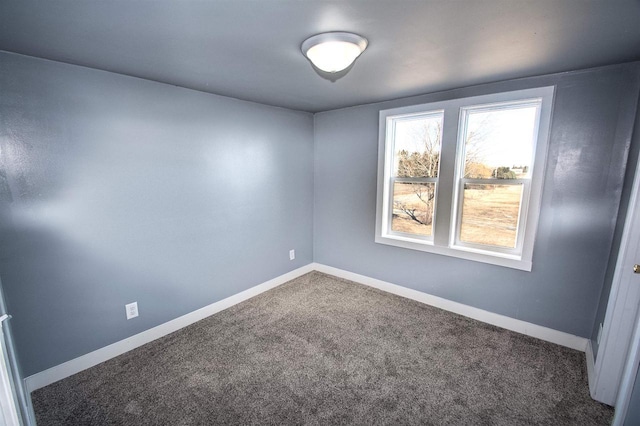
[24, 264, 315, 393]
[586, 340, 597, 398]
[312, 263, 589, 352]
[25, 262, 590, 395]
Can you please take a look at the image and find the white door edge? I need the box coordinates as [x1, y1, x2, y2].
[592, 152, 640, 405]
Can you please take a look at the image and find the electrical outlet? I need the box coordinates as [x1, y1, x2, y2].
[597, 323, 603, 345]
[125, 302, 139, 320]
[289, 249, 295, 260]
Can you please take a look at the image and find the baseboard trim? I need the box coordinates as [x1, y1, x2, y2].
[25, 262, 590, 394]
[311, 263, 589, 352]
[24, 264, 315, 393]
[586, 340, 597, 398]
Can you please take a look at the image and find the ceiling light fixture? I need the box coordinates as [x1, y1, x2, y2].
[301, 32, 368, 74]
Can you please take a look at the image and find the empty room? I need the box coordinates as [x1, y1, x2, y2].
[1, 1, 640, 425]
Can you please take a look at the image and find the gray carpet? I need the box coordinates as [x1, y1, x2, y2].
[32, 271, 613, 425]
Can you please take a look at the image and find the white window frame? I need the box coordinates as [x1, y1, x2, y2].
[380, 110, 444, 244]
[375, 86, 555, 271]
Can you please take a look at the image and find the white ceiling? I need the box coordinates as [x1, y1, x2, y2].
[1, 0, 639, 112]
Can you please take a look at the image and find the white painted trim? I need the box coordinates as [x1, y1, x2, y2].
[24, 264, 314, 393]
[592, 153, 640, 406]
[375, 87, 555, 272]
[23, 396, 35, 426]
[24, 261, 589, 397]
[311, 263, 588, 352]
[586, 341, 597, 398]
[612, 305, 640, 425]
[0, 327, 21, 425]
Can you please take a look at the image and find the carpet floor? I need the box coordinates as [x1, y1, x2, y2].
[32, 271, 613, 425]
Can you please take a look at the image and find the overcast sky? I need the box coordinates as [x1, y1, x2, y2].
[393, 104, 538, 171]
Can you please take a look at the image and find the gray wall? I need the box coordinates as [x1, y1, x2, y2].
[1, 48, 638, 379]
[314, 63, 640, 338]
[0, 52, 314, 376]
[591, 89, 640, 358]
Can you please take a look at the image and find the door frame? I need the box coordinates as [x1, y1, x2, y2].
[0, 315, 21, 425]
[591, 152, 640, 406]
[612, 305, 640, 425]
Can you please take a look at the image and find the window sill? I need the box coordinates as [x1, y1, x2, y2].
[375, 235, 532, 271]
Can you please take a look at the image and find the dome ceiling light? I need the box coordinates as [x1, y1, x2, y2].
[301, 32, 368, 74]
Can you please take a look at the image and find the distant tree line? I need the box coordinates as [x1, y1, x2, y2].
[492, 166, 517, 179]
[392, 118, 527, 228]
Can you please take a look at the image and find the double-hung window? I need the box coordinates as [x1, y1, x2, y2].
[375, 87, 554, 271]
[383, 110, 443, 241]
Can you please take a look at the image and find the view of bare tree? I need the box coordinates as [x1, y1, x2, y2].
[394, 183, 435, 226]
[392, 119, 441, 231]
[389, 106, 535, 248]
[463, 114, 495, 178]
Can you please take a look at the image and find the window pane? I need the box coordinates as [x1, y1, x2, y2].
[391, 182, 436, 237]
[459, 183, 523, 248]
[393, 113, 443, 178]
[463, 104, 538, 179]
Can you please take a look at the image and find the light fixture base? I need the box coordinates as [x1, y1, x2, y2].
[301, 32, 368, 74]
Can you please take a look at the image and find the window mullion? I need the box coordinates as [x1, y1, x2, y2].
[433, 108, 460, 247]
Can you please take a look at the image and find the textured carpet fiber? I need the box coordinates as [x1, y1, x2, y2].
[32, 271, 613, 425]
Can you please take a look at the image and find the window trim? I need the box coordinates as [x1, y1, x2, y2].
[451, 98, 543, 257]
[375, 86, 555, 271]
[381, 109, 444, 243]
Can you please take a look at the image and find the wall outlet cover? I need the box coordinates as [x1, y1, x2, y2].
[289, 249, 295, 260]
[126, 302, 139, 320]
